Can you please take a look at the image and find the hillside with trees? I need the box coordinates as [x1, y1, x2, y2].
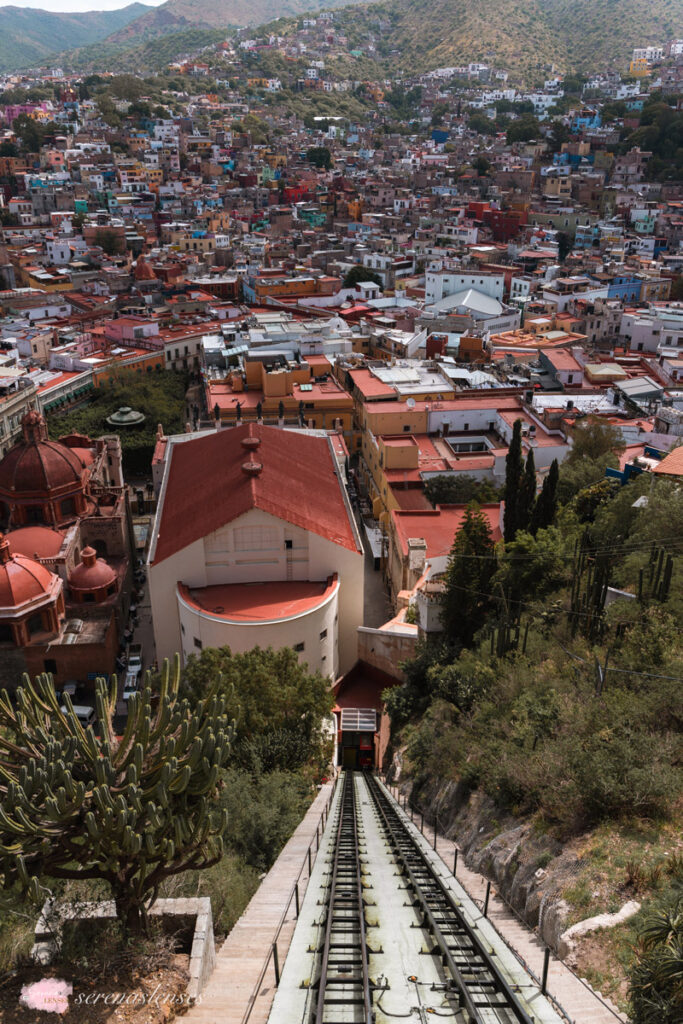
[0, 3, 147, 73]
[386, 420, 683, 1017]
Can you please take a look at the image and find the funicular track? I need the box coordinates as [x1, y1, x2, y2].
[313, 772, 374, 1024]
[364, 773, 537, 1024]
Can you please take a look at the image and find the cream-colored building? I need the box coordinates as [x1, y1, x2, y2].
[148, 424, 364, 677]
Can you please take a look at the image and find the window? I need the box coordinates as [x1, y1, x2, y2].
[403, 424, 411, 432]
[567, 374, 574, 384]
[44, 658, 57, 674]
[340, 708, 377, 731]
[83, 593, 96, 603]
[319, 629, 327, 641]
[26, 506, 45, 524]
[194, 637, 203, 650]
[0, 624, 13, 644]
[294, 642, 305, 653]
[60, 497, 76, 517]
[284, 539, 293, 550]
[27, 613, 44, 636]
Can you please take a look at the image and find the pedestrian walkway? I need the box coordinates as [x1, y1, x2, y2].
[386, 783, 628, 1024]
[184, 779, 336, 1024]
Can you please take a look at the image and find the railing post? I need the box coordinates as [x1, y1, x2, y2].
[273, 941, 280, 986]
[542, 947, 550, 995]
[308, 847, 312, 875]
[453, 848, 458, 876]
[420, 813, 424, 834]
[483, 881, 491, 918]
[294, 881, 300, 918]
[316, 824, 320, 851]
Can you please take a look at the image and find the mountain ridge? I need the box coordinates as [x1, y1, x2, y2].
[0, 3, 149, 72]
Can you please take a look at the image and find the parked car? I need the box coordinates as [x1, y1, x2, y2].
[60, 705, 96, 728]
[127, 643, 143, 683]
[122, 670, 141, 702]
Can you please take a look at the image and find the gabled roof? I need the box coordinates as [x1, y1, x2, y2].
[151, 424, 359, 566]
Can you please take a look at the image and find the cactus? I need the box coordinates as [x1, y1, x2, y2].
[0, 655, 235, 934]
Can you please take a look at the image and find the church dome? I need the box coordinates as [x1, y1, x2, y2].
[0, 534, 57, 609]
[7, 526, 64, 559]
[68, 546, 116, 592]
[0, 412, 85, 498]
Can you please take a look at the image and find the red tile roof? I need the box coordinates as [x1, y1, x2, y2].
[152, 424, 359, 565]
[179, 577, 337, 622]
[652, 446, 683, 477]
[391, 502, 503, 559]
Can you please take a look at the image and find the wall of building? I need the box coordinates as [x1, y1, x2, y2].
[176, 579, 338, 677]
[150, 508, 364, 676]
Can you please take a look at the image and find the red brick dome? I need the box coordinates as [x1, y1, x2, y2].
[0, 534, 57, 609]
[68, 547, 116, 592]
[0, 412, 85, 498]
[8, 526, 64, 559]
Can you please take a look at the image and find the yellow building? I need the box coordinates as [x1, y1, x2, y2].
[629, 57, 650, 77]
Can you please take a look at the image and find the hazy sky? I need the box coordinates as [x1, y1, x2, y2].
[0, 0, 163, 10]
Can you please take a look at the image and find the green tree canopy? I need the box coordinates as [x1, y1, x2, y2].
[306, 145, 332, 169]
[343, 265, 382, 290]
[425, 474, 500, 508]
[181, 646, 334, 773]
[506, 114, 541, 143]
[441, 503, 497, 647]
[567, 416, 626, 463]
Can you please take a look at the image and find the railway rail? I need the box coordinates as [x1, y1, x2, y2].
[365, 772, 537, 1024]
[269, 772, 563, 1024]
[313, 771, 373, 1024]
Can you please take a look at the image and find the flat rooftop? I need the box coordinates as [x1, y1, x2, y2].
[179, 578, 337, 623]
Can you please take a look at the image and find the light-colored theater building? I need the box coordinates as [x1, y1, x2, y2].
[148, 424, 364, 678]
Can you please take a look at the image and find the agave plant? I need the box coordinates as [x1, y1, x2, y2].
[629, 895, 683, 1024]
[0, 656, 235, 933]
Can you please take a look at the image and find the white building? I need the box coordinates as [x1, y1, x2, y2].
[425, 270, 505, 305]
[148, 424, 364, 678]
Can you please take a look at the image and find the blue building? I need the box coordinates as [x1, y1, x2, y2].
[607, 275, 642, 303]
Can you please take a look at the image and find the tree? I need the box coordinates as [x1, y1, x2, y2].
[518, 448, 537, 534]
[182, 646, 334, 772]
[306, 145, 331, 170]
[441, 503, 497, 647]
[0, 658, 233, 934]
[504, 419, 524, 542]
[0, 141, 17, 157]
[530, 459, 559, 534]
[494, 525, 569, 603]
[343, 265, 382, 290]
[94, 227, 125, 256]
[425, 474, 499, 508]
[557, 230, 574, 262]
[506, 114, 541, 144]
[567, 416, 626, 463]
[431, 101, 448, 126]
[473, 155, 491, 176]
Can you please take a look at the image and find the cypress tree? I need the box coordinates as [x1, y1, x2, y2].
[441, 503, 496, 647]
[518, 447, 537, 533]
[504, 419, 524, 542]
[530, 458, 559, 535]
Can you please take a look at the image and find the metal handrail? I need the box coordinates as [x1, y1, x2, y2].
[239, 774, 340, 1024]
[383, 777, 627, 1024]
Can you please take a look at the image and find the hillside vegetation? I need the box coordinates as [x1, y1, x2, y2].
[387, 423, 683, 1018]
[326, 0, 681, 76]
[64, 0, 682, 79]
[0, 3, 147, 72]
[63, 0, 375, 71]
